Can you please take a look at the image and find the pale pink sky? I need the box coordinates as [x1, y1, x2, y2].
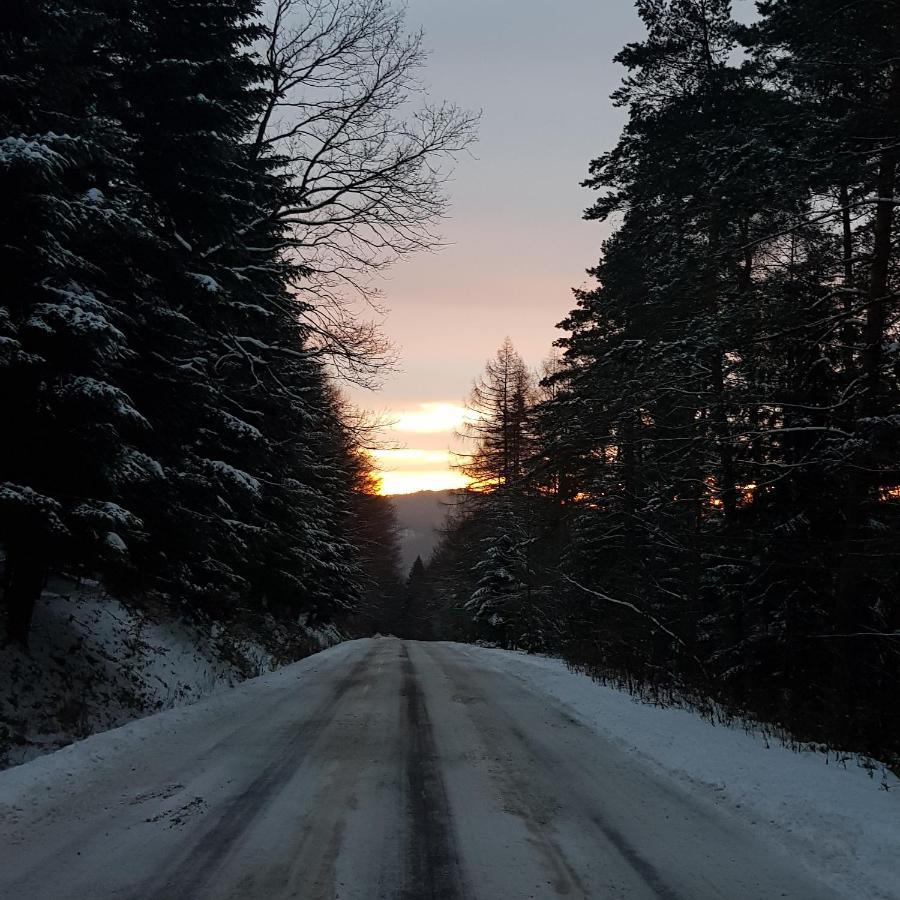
[344, 1, 651, 492]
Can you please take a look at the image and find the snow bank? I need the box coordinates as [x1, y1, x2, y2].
[0, 578, 340, 770]
[465, 646, 900, 900]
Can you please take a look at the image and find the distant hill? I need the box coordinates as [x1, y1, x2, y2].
[389, 490, 459, 574]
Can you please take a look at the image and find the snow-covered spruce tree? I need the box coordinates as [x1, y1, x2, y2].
[426, 504, 487, 643]
[85, 0, 361, 626]
[102, 0, 274, 615]
[0, 0, 158, 645]
[466, 491, 549, 651]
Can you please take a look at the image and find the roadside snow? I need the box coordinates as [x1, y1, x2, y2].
[0, 578, 339, 770]
[0, 639, 363, 802]
[462, 645, 900, 900]
[0, 639, 877, 899]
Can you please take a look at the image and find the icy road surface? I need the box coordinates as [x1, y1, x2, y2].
[0, 639, 861, 898]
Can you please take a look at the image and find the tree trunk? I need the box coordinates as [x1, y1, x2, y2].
[705, 204, 738, 529]
[861, 142, 898, 413]
[838, 182, 858, 387]
[839, 182, 854, 292]
[3, 544, 46, 648]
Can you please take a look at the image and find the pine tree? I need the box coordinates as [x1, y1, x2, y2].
[534, 0, 900, 757]
[749, 0, 900, 748]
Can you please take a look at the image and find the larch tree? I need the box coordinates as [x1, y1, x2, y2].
[459, 338, 536, 491]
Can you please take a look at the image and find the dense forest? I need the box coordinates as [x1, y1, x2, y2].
[0, 0, 473, 651]
[4, 0, 899, 766]
[427, 0, 900, 765]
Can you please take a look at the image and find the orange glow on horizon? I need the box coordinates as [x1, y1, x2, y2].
[372, 447, 471, 496]
[378, 470, 470, 496]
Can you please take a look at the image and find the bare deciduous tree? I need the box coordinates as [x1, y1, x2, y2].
[251, 0, 479, 385]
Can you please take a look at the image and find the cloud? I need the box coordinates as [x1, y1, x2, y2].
[371, 448, 454, 470]
[391, 402, 479, 434]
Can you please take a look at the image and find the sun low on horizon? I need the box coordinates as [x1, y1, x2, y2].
[369, 402, 477, 496]
[377, 467, 470, 496]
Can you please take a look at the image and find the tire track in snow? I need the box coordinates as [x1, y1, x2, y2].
[146, 643, 378, 899]
[426, 643, 681, 900]
[400, 643, 467, 899]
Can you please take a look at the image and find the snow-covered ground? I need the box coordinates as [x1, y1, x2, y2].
[0, 578, 340, 769]
[0, 639, 896, 899]
[468, 645, 900, 900]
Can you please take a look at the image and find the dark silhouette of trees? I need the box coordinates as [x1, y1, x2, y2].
[429, 0, 900, 765]
[0, 0, 471, 648]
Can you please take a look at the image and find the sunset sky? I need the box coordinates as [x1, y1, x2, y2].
[351, 0, 746, 494]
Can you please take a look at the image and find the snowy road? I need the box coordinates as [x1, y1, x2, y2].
[0, 639, 846, 899]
